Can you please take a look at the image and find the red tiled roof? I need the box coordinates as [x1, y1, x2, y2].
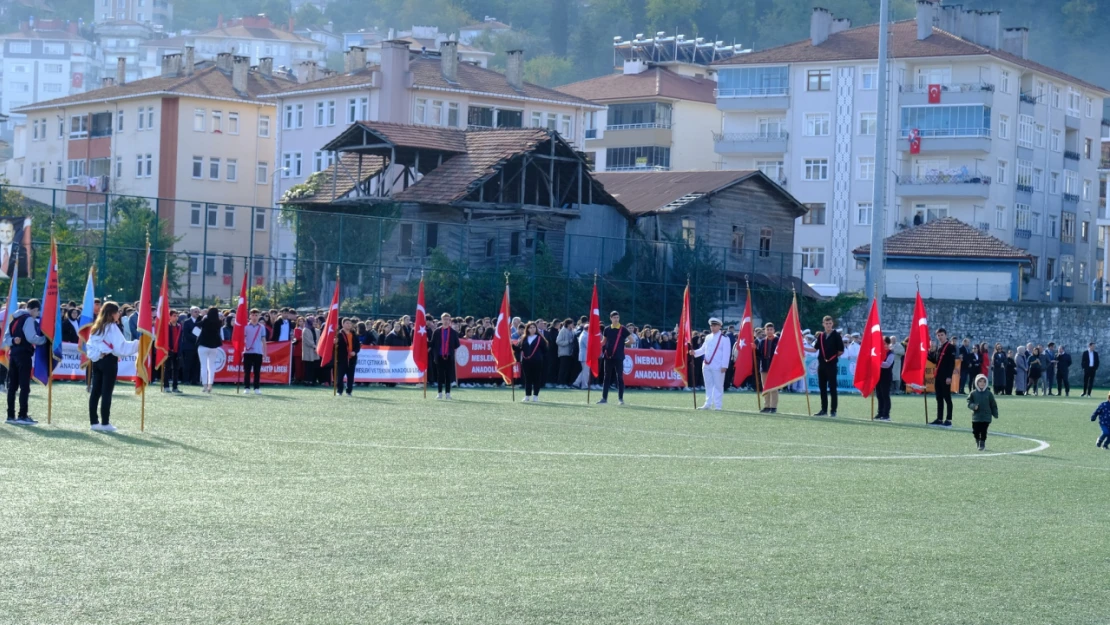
[556, 67, 717, 104]
[192, 24, 318, 44]
[715, 20, 1109, 94]
[593, 170, 806, 216]
[409, 56, 599, 107]
[283, 153, 386, 204]
[266, 67, 377, 96]
[395, 128, 553, 204]
[853, 217, 1031, 261]
[13, 63, 297, 112]
[354, 120, 469, 153]
[0, 29, 88, 40]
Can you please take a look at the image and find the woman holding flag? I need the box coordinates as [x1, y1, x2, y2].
[85, 302, 140, 432]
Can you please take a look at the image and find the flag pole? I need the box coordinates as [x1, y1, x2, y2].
[792, 289, 811, 417]
[421, 270, 427, 400]
[916, 277, 928, 424]
[46, 228, 53, 425]
[748, 279, 761, 413]
[505, 272, 514, 403]
[141, 388, 146, 432]
[86, 262, 94, 393]
[332, 267, 339, 396]
[687, 276, 697, 410]
[236, 271, 243, 396]
[587, 271, 596, 405]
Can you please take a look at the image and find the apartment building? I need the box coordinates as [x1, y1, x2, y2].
[12, 52, 296, 298]
[263, 41, 602, 282]
[557, 61, 719, 172]
[0, 22, 103, 120]
[713, 1, 1109, 303]
[187, 16, 325, 70]
[93, 0, 173, 27]
[97, 20, 156, 84]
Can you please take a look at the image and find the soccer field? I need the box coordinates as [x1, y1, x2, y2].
[1, 383, 1106, 624]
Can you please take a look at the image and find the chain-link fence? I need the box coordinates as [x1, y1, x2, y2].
[2, 182, 810, 329]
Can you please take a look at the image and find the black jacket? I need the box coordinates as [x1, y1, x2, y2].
[62, 318, 80, 344]
[1081, 350, 1100, 371]
[601, 326, 629, 361]
[430, 327, 461, 364]
[929, 342, 957, 380]
[518, 334, 547, 364]
[181, 316, 200, 350]
[337, 331, 360, 360]
[270, 319, 289, 342]
[198, 316, 224, 349]
[1057, 352, 1073, 373]
[757, 335, 778, 372]
[815, 330, 843, 365]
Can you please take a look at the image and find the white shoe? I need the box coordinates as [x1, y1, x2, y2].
[243, 389, 252, 395]
[713, 406, 722, 411]
[698, 404, 710, 410]
[436, 393, 444, 400]
[100, 424, 117, 433]
[522, 396, 531, 402]
[90, 424, 103, 431]
[254, 389, 262, 395]
[533, 397, 540, 403]
[445, 394, 452, 400]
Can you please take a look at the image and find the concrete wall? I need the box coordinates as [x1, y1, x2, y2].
[841, 298, 1110, 383]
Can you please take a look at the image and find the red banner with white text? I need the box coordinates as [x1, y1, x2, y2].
[455, 339, 520, 379]
[214, 340, 292, 384]
[622, 348, 687, 388]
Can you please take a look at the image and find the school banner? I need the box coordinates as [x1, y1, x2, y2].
[214, 340, 292, 384]
[51, 342, 139, 382]
[354, 346, 423, 384]
[799, 350, 961, 395]
[622, 349, 686, 388]
[455, 339, 520, 379]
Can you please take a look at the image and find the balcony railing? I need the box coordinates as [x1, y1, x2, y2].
[714, 87, 789, 98]
[1064, 150, 1081, 161]
[1064, 193, 1081, 203]
[712, 131, 790, 142]
[900, 82, 994, 93]
[1017, 184, 1034, 194]
[606, 165, 671, 172]
[1020, 93, 1037, 105]
[607, 123, 671, 131]
[897, 171, 991, 185]
[584, 128, 597, 139]
[1015, 229, 1032, 239]
[899, 128, 991, 138]
[1100, 158, 1110, 169]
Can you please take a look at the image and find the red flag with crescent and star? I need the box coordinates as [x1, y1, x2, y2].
[902, 291, 929, 388]
[412, 279, 428, 373]
[928, 83, 941, 104]
[852, 299, 886, 398]
[761, 294, 806, 394]
[491, 285, 516, 384]
[732, 293, 756, 387]
[909, 128, 922, 155]
[586, 284, 602, 378]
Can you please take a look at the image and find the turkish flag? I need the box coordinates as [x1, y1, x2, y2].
[317, 279, 340, 366]
[491, 285, 516, 384]
[231, 273, 249, 357]
[852, 299, 886, 397]
[412, 279, 428, 373]
[586, 285, 602, 378]
[909, 128, 922, 154]
[928, 83, 941, 104]
[901, 291, 929, 388]
[761, 295, 806, 394]
[673, 284, 692, 385]
[154, 263, 171, 370]
[732, 294, 756, 387]
[134, 245, 153, 393]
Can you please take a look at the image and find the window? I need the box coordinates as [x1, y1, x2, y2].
[1015, 204, 1032, 232]
[1033, 168, 1044, 192]
[116, 111, 124, 132]
[1082, 220, 1090, 242]
[253, 208, 266, 231]
[756, 160, 784, 181]
[998, 114, 1009, 139]
[209, 158, 220, 180]
[915, 66, 951, 89]
[203, 257, 217, 276]
[1083, 179, 1092, 200]
[1080, 262, 1088, 281]
[758, 117, 785, 137]
[430, 100, 444, 126]
[226, 159, 237, 182]
[194, 108, 205, 131]
[860, 66, 878, 90]
[414, 98, 427, 124]
[727, 282, 739, 304]
[900, 104, 990, 137]
[43, 83, 62, 93]
[282, 104, 303, 130]
[283, 152, 303, 177]
[858, 157, 875, 180]
[803, 158, 829, 181]
[1067, 88, 1081, 116]
[1062, 212, 1076, 244]
[1065, 170, 1079, 196]
[604, 146, 671, 170]
[221, 256, 233, 276]
[1086, 97, 1094, 118]
[223, 206, 235, 229]
[69, 115, 88, 138]
[189, 255, 200, 274]
[211, 110, 222, 132]
[806, 69, 831, 91]
[546, 113, 558, 130]
[347, 97, 368, 123]
[326, 100, 336, 126]
[9, 41, 30, 53]
[716, 66, 789, 96]
[256, 161, 268, 184]
[1035, 124, 1045, 148]
[447, 102, 459, 128]
[510, 232, 522, 256]
[802, 203, 826, 225]
[228, 112, 239, 135]
[606, 102, 672, 128]
[1052, 85, 1062, 109]
[192, 156, 203, 178]
[1017, 115, 1034, 148]
[995, 205, 1006, 230]
[115, 156, 122, 178]
[258, 115, 270, 137]
[855, 202, 873, 226]
[1085, 138, 1093, 160]
[731, 225, 744, 252]
[804, 113, 830, 137]
[997, 159, 1008, 185]
[1050, 171, 1060, 194]
[1051, 129, 1062, 152]
[1016, 160, 1033, 189]
[560, 115, 573, 137]
[758, 228, 772, 258]
[1000, 70, 1011, 94]
[915, 202, 949, 222]
[681, 219, 696, 248]
[801, 247, 825, 270]
[312, 151, 335, 173]
[206, 204, 218, 228]
[1049, 215, 1058, 238]
[858, 112, 877, 136]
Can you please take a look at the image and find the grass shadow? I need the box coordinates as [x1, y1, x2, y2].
[19, 426, 109, 444]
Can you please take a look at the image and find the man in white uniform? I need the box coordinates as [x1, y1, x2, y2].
[694, 318, 731, 410]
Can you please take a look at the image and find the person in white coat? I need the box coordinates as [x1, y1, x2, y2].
[85, 301, 140, 432]
[693, 318, 731, 411]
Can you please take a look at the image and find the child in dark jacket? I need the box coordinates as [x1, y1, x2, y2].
[967, 374, 998, 451]
[1090, 393, 1110, 449]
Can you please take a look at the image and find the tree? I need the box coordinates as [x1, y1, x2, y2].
[524, 55, 576, 88]
[95, 197, 182, 305]
[293, 3, 329, 29]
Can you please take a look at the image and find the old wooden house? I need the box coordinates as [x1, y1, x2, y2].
[283, 121, 630, 292]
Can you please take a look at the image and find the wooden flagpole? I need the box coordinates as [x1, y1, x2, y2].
[333, 267, 340, 396]
[916, 277, 929, 424]
[142, 234, 149, 432]
[86, 262, 94, 393]
[747, 279, 761, 413]
[687, 277, 697, 410]
[792, 289, 812, 417]
[587, 271, 596, 405]
[505, 272, 514, 403]
[421, 270, 427, 399]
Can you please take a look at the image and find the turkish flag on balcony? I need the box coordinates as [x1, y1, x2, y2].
[909, 128, 922, 155]
[928, 83, 942, 103]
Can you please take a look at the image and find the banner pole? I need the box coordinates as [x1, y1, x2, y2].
[47, 347, 53, 425]
[423, 368, 427, 399]
[141, 389, 146, 433]
[792, 292, 811, 417]
[333, 268, 339, 396]
[748, 280, 760, 413]
[871, 394, 875, 421]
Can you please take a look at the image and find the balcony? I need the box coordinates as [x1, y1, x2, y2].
[1066, 114, 1081, 130]
[715, 87, 790, 112]
[897, 129, 991, 153]
[606, 165, 671, 172]
[1065, 150, 1081, 161]
[1100, 158, 1110, 171]
[584, 128, 597, 139]
[1019, 92, 1037, 116]
[713, 131, 789, 156]
[900, 82, 994, 107]
[607, 123, 671, 131]
[895, 169, 992, 199]
[1064, 193, 1080, 204]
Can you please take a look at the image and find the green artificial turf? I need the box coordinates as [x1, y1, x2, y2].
[1, 382, 1107, 624]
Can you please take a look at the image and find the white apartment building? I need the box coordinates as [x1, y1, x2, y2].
[93, 0, 173, 27]
[187, 16, 325, 70]
[713, 1, 1109, 303]
[262, 42, 602, 283]
[0, 22, 103, 121]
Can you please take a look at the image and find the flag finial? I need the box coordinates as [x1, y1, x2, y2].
[914, 273, 920, 290]
[504, 271, 510, 285]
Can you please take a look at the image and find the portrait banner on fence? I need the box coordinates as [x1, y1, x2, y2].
[456, 339, 520, 379]
[214, 340, 292, 384]
[0, 215, 32, 279]
[354, 346, 423, 384]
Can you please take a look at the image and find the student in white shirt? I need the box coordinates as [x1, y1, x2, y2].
[85, 302, 139, 432]
[693, 318, 731, 411]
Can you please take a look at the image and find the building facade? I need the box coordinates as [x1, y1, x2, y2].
[713, 1, 1109, 302]
[12, 52, 294, 298]
[187, 16, 325, 71]
[0, 22, 103, 122]
[93, 0, 173, 27]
